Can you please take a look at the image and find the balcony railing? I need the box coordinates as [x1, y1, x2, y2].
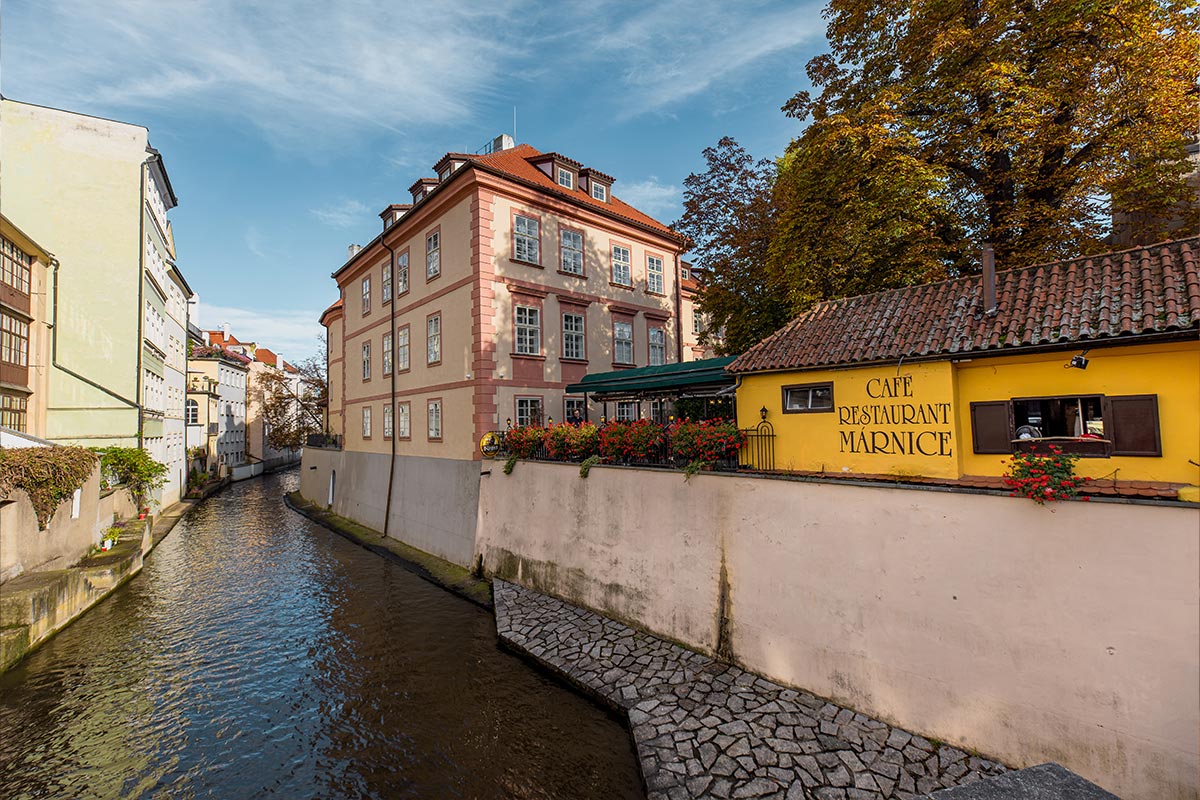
[306, 433, 343, 450]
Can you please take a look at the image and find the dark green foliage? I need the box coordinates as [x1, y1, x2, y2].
[0, 446, 98, 529]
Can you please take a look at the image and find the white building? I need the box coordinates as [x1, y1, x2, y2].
[187, 349, 249, 469]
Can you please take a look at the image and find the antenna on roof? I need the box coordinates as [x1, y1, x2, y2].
[513, 106, 517, 143]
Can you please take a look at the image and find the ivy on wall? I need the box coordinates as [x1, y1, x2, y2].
[0, 446, 98, 530]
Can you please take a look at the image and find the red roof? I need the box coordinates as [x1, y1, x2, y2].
[469, 144, 680, 240]
[319, 298, 343, 326]
[206, 330, 240, 347]
[255, 347, 278, 367]
[729, 236, 1200, 374]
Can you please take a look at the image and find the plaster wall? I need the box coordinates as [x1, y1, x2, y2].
[477, 460, 1200, 800]
[0, 466, 107, 583]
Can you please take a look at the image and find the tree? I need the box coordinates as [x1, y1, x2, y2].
[674, 137, 792, 355]
[785, 0, 1199, 264]
[253, 355, 326, 452]
[99, 447, 167, 511]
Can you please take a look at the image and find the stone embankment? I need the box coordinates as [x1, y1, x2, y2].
[494, 580, 1009, 800]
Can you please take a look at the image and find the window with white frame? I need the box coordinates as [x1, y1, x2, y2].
[382, 261, 392, 302]
[692, 309, 704, 335]
[427, 399, 442, 439]
[382, 332, 393, 375]
[514, 215, 540, 263]
[426, 231, 440, 279]
[613, 320, 633, 364]
[681, 266, 690, 280]
[383, 404, 393, 438]
[186, 399, 198, 425]
[397, 251, 409, 294]
[516, 397, 543, 427]
[397, 326, 410, 371]
[397, 402, 410, 438]
[564, 396, 587, 422]
[362, 341, 371, 380]
[515, 305, 541, 355]
[361, 276, 371, 314]
[362, 406, 372, 437]
[616, 400, 638, 421]
[427, 315, 441, 364]
[0, 236, 32, 294]
[1, 312, 29, 366]
[612, 245, 632, 285]
[591, 182, 607, 202]
[647, 255, 664, 294]
[560, 229, 583, 275]
[556, 167, 574, 189]
[563, 312, 585, 360]
[649, 327, 666, 366]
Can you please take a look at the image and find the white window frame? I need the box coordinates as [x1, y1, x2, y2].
[427, 399, 442, 439]
[382, 332, 393, 375]
[516, 397, 543, 427]
[556, 167, 574, 189]
[693, 309, 704, 335]
[563, 312, 585, 360]
[362, 341, 371, 380]
[591, 183, 607, 202]
[427, 315, 441, 364]
[426, 231, 440, 279]
[397, 251, 409, 294]
[647, 255, 664, 294]
[560, 229, 583, 275]
[616, 400, 638, 421]
[381, 262, 392, 303]
[564, 396, 587, 422]
[612, 245, 632, 286]
[515, 305, 541, 356]
[614, 320, 633, 365]
[514, 214, 540, 264]
[397, 326, 410, 371]
[383, 404, 393, 438]
[397, 402, 411, 438]
[362, 406, 372, 438]
[649, 327, 666, 366]
[361, 276, 371, 314]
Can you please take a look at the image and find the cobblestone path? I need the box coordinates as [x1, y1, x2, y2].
[494, 581, 1008, 800]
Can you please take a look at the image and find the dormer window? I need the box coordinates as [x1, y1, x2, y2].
[557, 167, 574, 189]
[591, 182, 608, 202]
[681, 266, 690, 280]
[438, 167, 451, 182]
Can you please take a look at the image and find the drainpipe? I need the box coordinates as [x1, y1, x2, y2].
[673, 254, 683, 363]
[381, 238, 399, 539]
[982, 244, 997, 316]
[136, 161, 148, 445]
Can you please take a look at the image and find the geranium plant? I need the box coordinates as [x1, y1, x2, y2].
[543, 423, 599, 461]
[598, 420, 664, 463]
[1003, 446, 1089, 504]
[504, 425, 545, 459]
[669, 418, 745, 463]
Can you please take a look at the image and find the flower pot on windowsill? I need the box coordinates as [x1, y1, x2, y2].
[1012, 437, 1112, 458]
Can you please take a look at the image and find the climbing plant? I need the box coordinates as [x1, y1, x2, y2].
[0, 446, 98, 529]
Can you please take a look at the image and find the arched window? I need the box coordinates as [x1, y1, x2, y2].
[186, 399, 198, 425]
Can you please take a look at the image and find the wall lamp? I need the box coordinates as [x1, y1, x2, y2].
[760, 405, 768, 420]
[1066, 349, 1091, 370]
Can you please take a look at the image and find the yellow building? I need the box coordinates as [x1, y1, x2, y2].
[731, 237, 1200, 500]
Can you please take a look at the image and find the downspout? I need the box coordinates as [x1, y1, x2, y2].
[136, 160, 147, 445]
[381, 238, 399, 539]
[673, 254, 683, 363]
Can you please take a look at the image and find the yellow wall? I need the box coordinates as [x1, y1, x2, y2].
[737, 340, 1200, 486]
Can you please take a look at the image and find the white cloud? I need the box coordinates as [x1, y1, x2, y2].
[194, 302, 326, 363]
[310, 199, 371, 229]
[618, 176, 682, 219]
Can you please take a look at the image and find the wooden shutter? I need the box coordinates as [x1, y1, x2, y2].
[970, 401, 1012, 454]
[1103, 395, 1162, 456]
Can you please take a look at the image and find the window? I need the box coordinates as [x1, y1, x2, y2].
[426, 231, 440, 279]
[515, 305, 541, 355]
[397, 251, 410, 295]
[383, 404, 394, 438]
[647, 255, 664, 294]
[611, 245, 632, 286]
[427, 314, 441, 364]
[1, 312, 30, 366]
[563, 312, 585, 360]
[681, 266, 690, 281]
[362, 406, 372, 438]
[783, 382, 834, 413]
[591, 182, 608, 202]
[0, 393, 28, 432]
[970, 394, 1162, 457]
[186, 399, 198, 424]
[382, 261, 392, 303]
[361, 341, 371, 380]
[556, 167, 574, 189]
[1, 236, 32, 294]
[616, 400, 638, 421]
[516, 397, 543, 427]
[613, 320, 633, 364]
[692, 309, 705, 335]
[382, 332, 393, 375]
[648, 327, 666, 366]
[427, 399, 442, 440]
[560, 229, 584, 275]
[397, 402, 411, 438]
[361, 276, 371, 314]
[397, 326, 410, 371]
[514, 214, 540, 264]
[564, 397, 587, 423]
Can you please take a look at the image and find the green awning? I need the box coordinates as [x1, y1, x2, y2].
[565, 356, 738, 399]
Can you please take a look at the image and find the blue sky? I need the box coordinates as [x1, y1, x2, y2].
[1, 0, 826, 360]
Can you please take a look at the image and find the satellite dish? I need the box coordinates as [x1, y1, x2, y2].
[1015, 425, 1041, 440]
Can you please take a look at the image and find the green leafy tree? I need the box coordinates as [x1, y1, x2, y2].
[99, 447, 167, 510]
[785, 0, 1199, 263]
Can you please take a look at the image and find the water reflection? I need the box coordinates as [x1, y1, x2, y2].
[0, 470, 643, 800]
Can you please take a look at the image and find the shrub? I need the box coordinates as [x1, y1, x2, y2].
[670, 418, 745, 462]
[0, 446, 98, 529]
[544, 423, 600, 461]
[1003, 446, 1088, 504]
[504, 425, 544, 459]
[97, 447, 168, 510]
[599, 420, 664, 462]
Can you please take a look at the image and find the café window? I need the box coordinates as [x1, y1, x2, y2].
[970, 394, 1161, 457]
[782, 382, 833, 413]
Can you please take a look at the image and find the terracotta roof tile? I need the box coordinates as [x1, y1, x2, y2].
[729, 237, 1200, 373]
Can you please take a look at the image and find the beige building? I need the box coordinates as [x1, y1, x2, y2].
[0, 216, 52, 436]
[322, 137, 687, 461]
[679, 261, 718, 362]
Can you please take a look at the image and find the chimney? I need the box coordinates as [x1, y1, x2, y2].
[222, 322, 231, 340]
[348, 243, 363, 258]
[492, 134, 515, 152]
[982, 244, 997, 316]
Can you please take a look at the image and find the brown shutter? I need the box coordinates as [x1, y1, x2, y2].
[970, 401, 1012, 454]
[1102, 395, 1162, 456]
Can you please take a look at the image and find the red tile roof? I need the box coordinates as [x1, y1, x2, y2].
[319, 298, 343, 326]
[468, 144, 681, 240]
[730, 237, 1200, 374]
[255, 347, 278, 367]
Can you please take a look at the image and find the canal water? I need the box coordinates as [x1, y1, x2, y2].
[0, 470, 643, 800]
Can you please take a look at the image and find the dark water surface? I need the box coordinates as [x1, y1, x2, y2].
[0, 471, 643, 800]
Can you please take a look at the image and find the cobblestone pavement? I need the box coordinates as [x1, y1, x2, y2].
[494, 581, 1008, 800]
